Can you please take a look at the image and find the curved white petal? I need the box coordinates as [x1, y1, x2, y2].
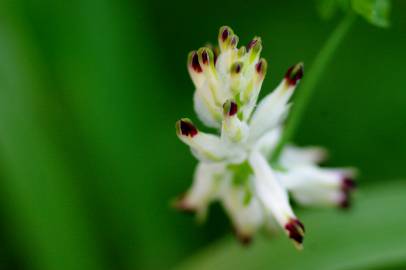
[221, 182, 263, 243]
[280, 145, 328, 167]
[279, 166, 355, 207]
[176, 162, 226, 220]
[194, 89, 221, 128]
[248, 79, 295, 143]
[177, 119, 246, 163]
[221, 101, 249, 143]
[252, 128, 282, 157]
[249, 151, 304, 247]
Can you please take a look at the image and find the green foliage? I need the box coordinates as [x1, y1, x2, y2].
[175, 181, 406, 270]
[0, 0, 404, 270]
[352, 0, 391, 27]
[316, 0, 391, 27]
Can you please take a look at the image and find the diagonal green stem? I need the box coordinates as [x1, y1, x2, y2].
[271, 13, 356, 163]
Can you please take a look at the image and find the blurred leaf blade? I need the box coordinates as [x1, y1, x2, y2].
[316, 0, 391, 27]
[0, 4, 106, 270]
[351, 0, 391, 27]
[18, 0, 186, 268]
[175, 181, 406, 270]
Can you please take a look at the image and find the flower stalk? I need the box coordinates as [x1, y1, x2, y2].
[271, 13, 356, 163]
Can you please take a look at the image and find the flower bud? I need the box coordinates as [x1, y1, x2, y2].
[285, 62, 304, 86]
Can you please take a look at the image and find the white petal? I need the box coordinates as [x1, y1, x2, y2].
[177, 119, 245, 163]
[221, 100, 249, 143]
[176, 162, 226, 220]
[249, 151, 305, 246]
[248, 80, 294, 143]
[221, 181, 263, 242]
[194, 89, 221, 128]
[248, 151, 294, 227]
[187, 51, 206, 89]
[279, 166, 355, 207]
[252, 128, 282, 157]
[248, 63, 303, 142]
[280, 145, 328, 168]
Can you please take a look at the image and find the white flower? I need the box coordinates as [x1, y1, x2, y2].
[174, 26, 356, 248]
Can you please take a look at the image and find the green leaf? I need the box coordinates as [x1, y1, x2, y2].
[0, 4, 106, 270]
[315, 0, 391, 28]
[175, 181, 406, 270]
[351, 0, 391, 27]
[316, 0, 350, 20]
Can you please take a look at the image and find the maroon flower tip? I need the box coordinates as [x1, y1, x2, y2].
[191, 52, 202, 73]
[223, 100, 238, 117]
[221, 28, 229, 42]
[179, 120, 198, 137]
[285, 218, 305, 244]
[235, 64, 241, 73]
[339, 194, 352, 209]
[247, 39, 258, 51]
[231, 36, 238, 46]
[201, 50, 209, 65]
[233, 229, 252, 246]
[172, 194, 195, 214]
[229, 102, 238, 116]
[256, 61, 263, 73]
[285, 63, 304, 86]
[342, 177, 357, 192]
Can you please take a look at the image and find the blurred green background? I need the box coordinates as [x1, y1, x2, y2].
[0, 0, 405, 269]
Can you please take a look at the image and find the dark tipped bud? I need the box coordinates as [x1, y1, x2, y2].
[198, 47, 214, 67]
[220, 26, 232, 42]
[247, 37, 262, 52]
[234, 229, 252, 246]
[238, 46, 246, 57]
[230, 35, 239, 47]
[189, 51, 203, 73]
[341, 177, 357, 192]
[255, 58, 268, 76]
[339, 177, 356, 210]
[202, 50, 209, 64]
[285, 62, 304, 86]
[223, 100, 238, 117]
[339, 194, 351, 209]
[205, 43, 220, 65]
[172, 193, 195, 214]
[231, 61, 243, 75]
[177, 119, 198, 137]
[285, 218, 305, 246]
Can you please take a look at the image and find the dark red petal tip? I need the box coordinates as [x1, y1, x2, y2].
[220, 26, 232, 42]
[201, 50, 209, 64]
[221, 27, 230, 41]
[255, 59, 267, 75]
[285, 218, 305, 245]
[223, 100, 238, 117]
[342, 177, 357, 192]
[285, 62, 304, 86]
[178, 119, 198, 137]
[190, 51, 202, 73]
[231, 62, 243, 74]
[339, 178, 356, 210]
[247, 37, 261, 51]
[233, 228, 253, 246]
[230, 35, 239, 47]
[339, 193, 352, 209]
[172, 194, 195, 214]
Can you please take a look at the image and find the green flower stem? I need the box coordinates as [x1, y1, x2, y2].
[271, 13, 356, 163]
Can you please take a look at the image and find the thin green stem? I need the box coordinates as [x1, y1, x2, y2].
[271, 13, 356, 163]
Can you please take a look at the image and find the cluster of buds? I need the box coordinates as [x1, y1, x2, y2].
[175, 26, 356, 248]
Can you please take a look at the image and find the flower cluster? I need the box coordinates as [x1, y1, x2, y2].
[174, 26, 356, 248]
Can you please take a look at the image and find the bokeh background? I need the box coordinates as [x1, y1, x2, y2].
[0, 0, 405, 270]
